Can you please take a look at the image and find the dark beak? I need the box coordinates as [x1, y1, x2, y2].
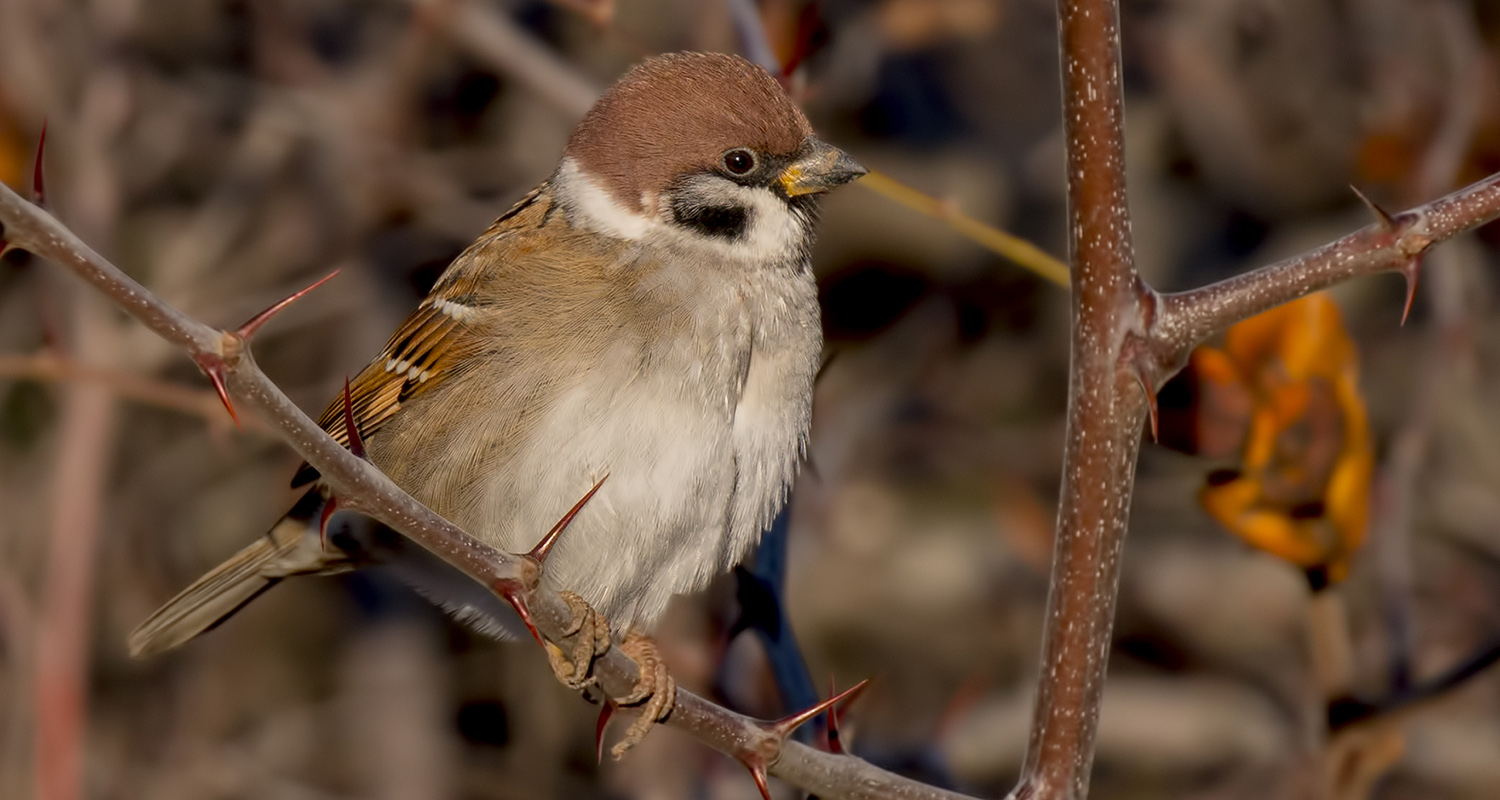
[778, 139, 867, 197]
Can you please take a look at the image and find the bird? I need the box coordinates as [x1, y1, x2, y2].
[128, 51, 865, 746]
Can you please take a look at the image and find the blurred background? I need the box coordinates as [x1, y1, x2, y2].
[2, 0, 1500, 798]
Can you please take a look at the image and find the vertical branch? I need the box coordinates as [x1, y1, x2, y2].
[1013, 1, 1145, 798]
[34, 381, 116, 800]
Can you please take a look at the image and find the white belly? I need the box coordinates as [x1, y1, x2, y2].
[375, 267, 821, 635]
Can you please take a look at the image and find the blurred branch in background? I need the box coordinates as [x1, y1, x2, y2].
[4, 1, 1500, 799]
[859, 170, 1071, 287]
[0, 149, 978, 800]
[0, 353, 268, 434]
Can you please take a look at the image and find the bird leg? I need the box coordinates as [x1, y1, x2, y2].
[609, 630, 676, 759]
[544, 590, 610, 690]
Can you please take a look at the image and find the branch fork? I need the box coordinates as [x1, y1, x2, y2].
[10, 6, 1500, 788]
[734, 679, 871, 800]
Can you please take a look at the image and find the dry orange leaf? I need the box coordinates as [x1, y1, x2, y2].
[1193, 293, 1373, 586]
[0, 116, 24, 191]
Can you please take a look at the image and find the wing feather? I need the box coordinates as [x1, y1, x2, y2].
[291, 183, 553, 487]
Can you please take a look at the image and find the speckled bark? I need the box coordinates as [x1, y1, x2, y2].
[1010, 2, 1147, 799]
[1153, 171, 1500, 361]
[0, 180, 985, 800]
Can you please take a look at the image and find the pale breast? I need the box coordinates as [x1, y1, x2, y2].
[365, 245, 819, 634]
[482, 263, 818, 631]
[724, 264, 822, 566]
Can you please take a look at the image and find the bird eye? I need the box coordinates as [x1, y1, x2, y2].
[722, 148, 757, 175]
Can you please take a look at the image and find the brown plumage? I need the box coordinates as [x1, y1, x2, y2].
[130, 52, 864, 677]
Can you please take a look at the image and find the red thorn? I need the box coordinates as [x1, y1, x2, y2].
[342, 378, 367, 459]
[1400, 258, 1421, 326]
[527, 474, 608, 565]
[196, 356, 241, 428]
[732, 680, 872, 796]
[770, 678, 871, 739]
[595, 703, 615, 764]
[825, 676, 846, 754]
[494, 580, 543, 646]
[1350, 185, 1395, 233]
[1131, 365, 1159, 442]
[236, 270, 340, 340]
[319, 496, 340, 550]
[747, 764, 772, 800]
[32, 119, 48, 208]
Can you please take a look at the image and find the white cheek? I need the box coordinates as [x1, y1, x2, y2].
[554, 157, 809, 266]
[734, 185, 805, 263]
[555, 157, 656, 241]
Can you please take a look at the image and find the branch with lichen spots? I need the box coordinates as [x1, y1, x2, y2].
[0, 180, 979, 800]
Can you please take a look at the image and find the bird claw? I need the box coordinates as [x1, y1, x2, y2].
[544, 590, 609, 691]
[539, 593, 676, 758]
[610, 630, 676, 759]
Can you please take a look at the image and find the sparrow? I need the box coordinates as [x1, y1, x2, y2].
[129, 52, 864, 739]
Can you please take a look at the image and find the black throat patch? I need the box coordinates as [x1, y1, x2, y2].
[670, 199, 750, 241]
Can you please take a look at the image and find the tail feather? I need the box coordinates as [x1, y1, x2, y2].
[129, 491, 340, 659]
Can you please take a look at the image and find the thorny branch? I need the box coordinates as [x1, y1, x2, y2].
[1147, 171, 1500, 372]
[1008, 0, 1500, 798]
[0, 182, 977, 800]
[6, 1, 1500, 797]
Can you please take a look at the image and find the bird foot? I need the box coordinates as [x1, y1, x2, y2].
[540, 593, 675, 758]
[544, 590, 610, 690]
[609, 630, 676, 759]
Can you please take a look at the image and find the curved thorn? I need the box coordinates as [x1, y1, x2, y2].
[527, 473, 608, 565]
[197, 359, 241, 428]
[595, 703, 615, 764]
[825, 676, 846, 754]
[771, 678, 871, 739]
[747, 764, 772, 800]
[236, 269, 341, 339]
[1350, 185, 1395, 233]
[342, 378, 367, 459]
[494, 580, 543, 646]
[32, 119, 48, 208]
[1400, 258, 1421, 326]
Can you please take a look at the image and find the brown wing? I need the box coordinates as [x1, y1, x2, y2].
[291, 183, 551, 487]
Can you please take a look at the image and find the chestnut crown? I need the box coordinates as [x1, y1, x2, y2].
[564, 53, 815, 213]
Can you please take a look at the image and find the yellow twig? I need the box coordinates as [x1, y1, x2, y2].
[857, 170, 1071, 287]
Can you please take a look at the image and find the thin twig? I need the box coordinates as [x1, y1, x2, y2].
[1149, 171, 1500, 366]
[424, 0, 598, 119]
[0, 352, 269, 433]
[0, 182, 528, 601]
[858, 171, 1071, 287]
[0, 181, 980, 800]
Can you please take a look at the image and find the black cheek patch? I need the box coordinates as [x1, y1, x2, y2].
[670, 200, 750, 240]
